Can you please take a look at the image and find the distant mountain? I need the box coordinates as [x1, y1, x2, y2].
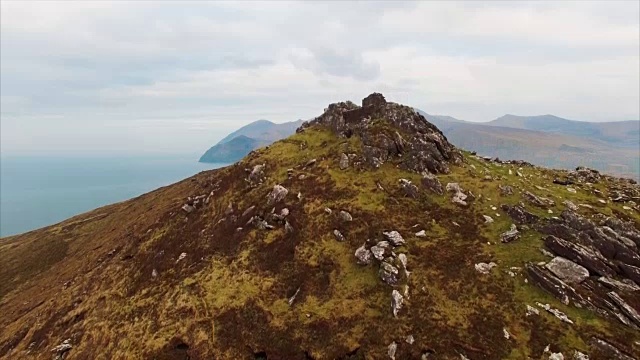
[199, 119, 304, 163]
[487, 114, 639, 148]
[416, 110, 640, 179]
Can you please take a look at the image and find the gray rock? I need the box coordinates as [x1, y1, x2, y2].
[475, 262, 497, 274]
[324, 207, 332, 214]
[526, 304, 540, 316]
[524, 191, 555, 208]
[499, 185, 514, 196]
[339, 210, 353, 222]
[563, 200, 579, 211]
[333, 229, 346, 242]
[415, 230, 426, 237]
[379, 262, 399, 285]
[267, 185, 288, 205]
[304, 158, 317, 167]
[355, 244, 372, 265]
[51, 339, 72, 358]
[285, 221, 294, 234]
[248, 164, 266, 183]
[548, 353, 564, 360]
[421, 173, 444, 195]
[545, 257, 590, 284]
[405, 335, 415, 345]
[597, 277, 640, 292]
[339, 153, 349, 170]
[608, 291, 640, 327]
[391, 289, 404, 317]
[589, 337, 635, 360]
[573, 351, 588, 360]
[536, 302, 573, 324]
[544, 235, 615, 277]
[288, 287, 301, 306]
[446, 182, 468, 206]
[241, 205, 256, 218]
[383, 231, 405, 246]
[371, 245, 386, 261]
[501, 224, 520, 243]
[501, 204, 539, 224]
[483, 215, 494, 223]
[399, 178, 419, 198]
[388, 341, 398, 360]
[526, 263, 579, 305]
[181, 204, 195, 213]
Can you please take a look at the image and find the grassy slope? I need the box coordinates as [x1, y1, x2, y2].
[1, 124, 639, 359]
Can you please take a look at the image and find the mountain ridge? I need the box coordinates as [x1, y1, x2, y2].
[2, 93, 639, 359]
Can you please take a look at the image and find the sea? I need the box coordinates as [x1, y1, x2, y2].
[0, 155, 228, 237]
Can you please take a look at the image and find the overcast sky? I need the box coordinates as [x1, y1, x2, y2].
[1, 1, 639, 156]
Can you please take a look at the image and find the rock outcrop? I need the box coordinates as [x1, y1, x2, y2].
[299, 93, 462, 174]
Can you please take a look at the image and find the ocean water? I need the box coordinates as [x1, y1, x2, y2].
[0, 155, 227, 237]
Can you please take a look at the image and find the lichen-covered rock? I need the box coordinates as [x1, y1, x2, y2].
[379, 262, 399, 285]
[267, 185, 288, 205]
[501, 204, 539, 225]
[421, 173, 444, 195]
[339, 153, 349, 170]
[383, 231, 405, 246]
[501, 224, 520, 243]
[248, 164, 266, 183]
[391, 289, 404, 317]
[355, 244, 372, 265]
[543, 235, 615, 277]
[298, 93, 462, 174]
[339, 210, 353, 222]
[475, 262, 497, 274]
[523, 191, 555, 208]
[544, 257, 590, 284]
[499, 185, 514, 196]
[399, 178, 419, 198]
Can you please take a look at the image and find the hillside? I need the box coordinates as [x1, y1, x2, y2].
[199, 135, 266, 163]
[1, 94, 640, 359]
[419, 111, 640, 180]
[488, 115, 639, 148]
[200, 120, 304, 163]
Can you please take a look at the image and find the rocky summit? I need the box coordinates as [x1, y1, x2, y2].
[1, 93, 640, 359]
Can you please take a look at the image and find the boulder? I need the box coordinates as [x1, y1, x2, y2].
[607, 291, 640, 327]
[619, 263, 640, 285]
[383, 231, 405, 246]
[391, 289, 404, 317]
[499, 185, 514, 196]
[589, 337, 635, 360]
[415, 230, 426, 237]
[388, 341, 398, 360]
[355, 245, 372, 265]
[399, 178, 419, 198]
[339, 210, 353, 222]
[248, 164, 266, 183]
[523, 191, 555, 208]
[597, 277, 640, 292]
[475, 262, 497, 274]
[333, 229, 346, 242]
[181, 204, 195, 213]
[267, 185, 288, 205]
[501, 204, 539, 225]
[544, 257, 590, 284]
[544, 235, 615, 277]
[339, 153, 349, 170]
[501, 224, 520, 243]
[379, 262, 399, 285]
[421, 173, 444, 195]
[526, 263, 578, 305]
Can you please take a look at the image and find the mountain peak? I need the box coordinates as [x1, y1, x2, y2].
[298, 93, 462, 174]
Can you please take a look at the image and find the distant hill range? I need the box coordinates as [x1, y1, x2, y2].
[200, 113, 639, 179]
[199, 119, 304, 163]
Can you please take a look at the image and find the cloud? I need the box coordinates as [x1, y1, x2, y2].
[1, 0, 638, 155]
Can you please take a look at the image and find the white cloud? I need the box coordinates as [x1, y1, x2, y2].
[1, 0, 638, 155]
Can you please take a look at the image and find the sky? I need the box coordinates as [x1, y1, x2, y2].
[1, 1, 639, 156]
